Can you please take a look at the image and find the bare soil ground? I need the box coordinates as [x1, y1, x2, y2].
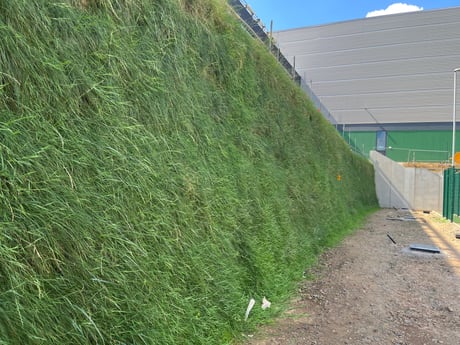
[243, 209, 460, 345]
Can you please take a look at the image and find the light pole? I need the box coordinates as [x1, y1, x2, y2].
[452, 67, 460, 166]
[449, 68, 460, 222]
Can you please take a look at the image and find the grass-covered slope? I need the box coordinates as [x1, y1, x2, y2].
[0, 0, 377, 343]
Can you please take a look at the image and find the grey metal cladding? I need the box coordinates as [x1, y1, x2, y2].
[273, 7, 460, 125]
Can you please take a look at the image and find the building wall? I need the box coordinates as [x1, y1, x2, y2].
[274, 7, 460, 126]
[370, 151, 443, 212]
[344, 129, 458, 162]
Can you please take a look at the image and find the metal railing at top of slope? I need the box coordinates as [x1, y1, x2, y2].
[227, 0, 337, 125]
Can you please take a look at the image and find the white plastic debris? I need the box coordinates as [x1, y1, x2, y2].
[261, 296, 271, 310]
[244, 298, 256, 321]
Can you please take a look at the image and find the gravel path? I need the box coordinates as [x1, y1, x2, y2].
[244, 209, 460, 345]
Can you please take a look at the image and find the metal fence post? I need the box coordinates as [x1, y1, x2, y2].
[443, 167, 453, 220]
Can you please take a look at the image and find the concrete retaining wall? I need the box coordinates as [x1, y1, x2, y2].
[370, 151, 443, 212]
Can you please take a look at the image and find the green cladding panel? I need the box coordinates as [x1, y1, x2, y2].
[342, 131, 375, 158]
[386, 130, 451, 162]
[343, 129, 457, 162]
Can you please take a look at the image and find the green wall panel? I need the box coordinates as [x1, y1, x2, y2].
[342, 131, 375, 158]
[386, 130, 451, 162]
[342, 129, 459, 162]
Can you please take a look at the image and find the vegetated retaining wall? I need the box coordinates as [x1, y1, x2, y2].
[0, 1, 377, 344]
[370, 150, 443, 212]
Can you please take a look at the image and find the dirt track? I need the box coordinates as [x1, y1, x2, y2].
[244, 209, 460, 345]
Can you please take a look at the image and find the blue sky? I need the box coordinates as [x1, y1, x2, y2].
[245, 0, 460, 31]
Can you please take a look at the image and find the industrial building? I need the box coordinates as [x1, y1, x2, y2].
[274, 7, 460, 162]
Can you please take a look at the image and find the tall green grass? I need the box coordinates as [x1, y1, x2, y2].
[0, 0, 378, 343]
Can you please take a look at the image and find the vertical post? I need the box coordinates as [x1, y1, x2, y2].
[443, 168, 448, 219]
[450, 68, 460, 221]
[452, 68, 460, 165]
[446, 168, 453, 221]
[451, 168, 456, 222]
[292, 56, 296, 80]
[269, 20, 273, 51]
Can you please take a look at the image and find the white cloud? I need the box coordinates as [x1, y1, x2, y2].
[366, 3, 423, 18]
